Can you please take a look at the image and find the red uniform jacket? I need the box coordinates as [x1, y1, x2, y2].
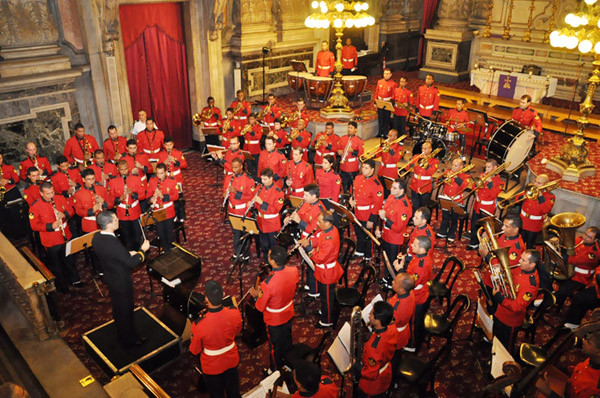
[382, 193, 412, 245]
[146, 176, 179, 219]
[352, 174, 384, 223]
[439, 171, 470, 205]
[122, 152, 153, 181]
[375, 78, 397, 101]
[408, 223, 436, 258]
[406, 253, 433, 305]
[270, 128, 290, 149]
[307, 226, 343, 285]
[393, 87, 414, 117]
[359, 326, 399, 396]
[102, 137, 127, 162]
[287, 160, 314, 198]
[73, 184, 112, 232]
[19, 156, 52, 181]
[189, 306, 242, 375]
[493, 268, 538, 327]
[316, 169, 341, 202]
[474, 175, 504, 215]
[108, 174, 146, 220]
[388, 290, 415, 350]
[220, 148, 245, 176]
[313, 132, 339, 165]
[258, 150, 287, 188]
[242, 124, 263, 155]
[298, 200, 327, 237]
[201, 106, 222, 128]
[1, 163, 19, 192]
[260, 104, 281, 128]
[378, 142, 403, 179]
[220, 118, 241, 148]
[290, 110, 310, 130]
[409, 156, 439, 195]
[156, 149, 187, 185]
[255, 265, 299, 326]
[445, 108, 470, 131]
[291, 377, 338, 398]
[520, 191, 555, 232]
[23, 183, 41, 206]
[337, 135, 364, 173]
[51, 168, 82, 199]
[512, 106, 543, 134]
[416, 85, 440, 118]
[136, 129, 165, 162]
[29, 195, 73, 247]
[291, 130, 313, 162]
[315, 50, 335, 76]
[566, 358, 600, 398]
[570, 238, 600, 285]
[255, 184, 284, 233]
[341, 45, 357, 69]
[226, 173, 256, 216]
[230, 99, 252, 122]
[89, 162, 119, 187]
[63, 134, 99, 165]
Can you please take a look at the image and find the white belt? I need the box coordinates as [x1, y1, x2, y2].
[54, 222, 67, 232]
[141, 175, 147, 182]
[154, 201, 173, 210]
[229, 202, 247, 209]
[479, 199, 494, 206]
[575, 267, 594, 275]
[118, 200, 139, 209]
[343, 58, 354, 62]
[293, 188, 304, 193]
[149, 158, 158, 162]
[383, 163, 396, 168]
[521, 210, 543, 220]
[356, 205, 372, 211]
[266, 300, 293, 313]
[234, 116, 248, 120]
[74, 157, 83, 164]
[203, 342, 235, 356]
[414, 175, 431, 181]
[420, 104, 434, 110]
[379, 97, 392, 101]
[346, 157, 357, 162]
[259, 212, 278, 219]
[247, 140, 259, 144]
[397, 324, 408, 332]
[83, 216, 96, 221]
[143, 148, 160, 154]
[379, 363, 390, 374]
[315, 261, 337, 269]
[171, 169, 181, 176]
[414, 284, 424, 290]
[318, 65, 330, 69]
[204, 122, 218, 127]
[302, 231, 310, 237]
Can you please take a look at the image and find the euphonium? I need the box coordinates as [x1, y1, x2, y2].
[477, 216, 516, 299]
[498, 179, 561, 210]
[547, 212, 587, 256]
[201, 107, 214, 122]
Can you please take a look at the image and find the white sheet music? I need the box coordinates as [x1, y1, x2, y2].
[242, 371, 288, 398]
[362, 294, 383, 328]
[491, 336, 515, 396]
[328, 322, 352, 374]
[477, 301, 493, 338]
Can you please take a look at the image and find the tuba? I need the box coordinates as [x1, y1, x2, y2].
[547, 212, 587, 256]
[477, 216, 516, 299]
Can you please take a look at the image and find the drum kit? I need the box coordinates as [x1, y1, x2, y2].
[409, 115, 469, 162]
[287, 72, 367, 109]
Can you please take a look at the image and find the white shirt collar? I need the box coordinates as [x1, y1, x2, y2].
[100, 231, 116, 237]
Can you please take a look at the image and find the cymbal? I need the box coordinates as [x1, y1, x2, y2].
[457, 126, 473, 133]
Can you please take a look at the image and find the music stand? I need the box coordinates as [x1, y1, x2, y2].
[438, 197, 466, 216]
[327, 321, 353, 398]
[205, 144, 226, 189]
[66, 230, 103, 296]
[289, 196, 303, 208]
[380, 176, 394, 191]
[375, 99, 394, 112]
[228, 214, 259, 317]
[326, 200, 381, 246]
[290, 60, 308, 101]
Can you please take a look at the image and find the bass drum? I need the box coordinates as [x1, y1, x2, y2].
[486, 120, 535, 173]
[412, 137, 446, 160]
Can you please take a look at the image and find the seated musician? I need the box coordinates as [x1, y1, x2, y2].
[289, 119, 312, 162]
[219, 108, 240, 149]
[252, 168, 284, 261]
[230, 90, 251, 124]
[0, 153, 22, 238]
[260, 93, 281, 129]
[286, 146, 314, 199]
[436, 157, 471, 245]
[376, 128, 403, 195]
[285, 360, 339, 398]
[312, 121, 338, 166]
[392, 76, 413, 135]
[89, 150, 118, 187]
[102, 125, 127, 163]
[51, 155, 82, 200]
[315, 41, 335, 77]
[388, 273, 416, 384]
[23, 167, 42, 206]
[269, 118, 290, 151]
[63, 122, 99, 167]
[213, 136, 244, 177]
[468, 158, 504, 250]
[20, 142, 52, 181]
[241, 113, 263, 177]
[445, 99, 470, 150]
[136, 117, 164, 163]
[146, 163, 179, 252]
[201, 96, 222, 129]
[122, 139, 153, 182]
[258, 137, 287, 189]
[315, 155, 341, 205]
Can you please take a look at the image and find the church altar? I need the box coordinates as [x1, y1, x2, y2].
[470, 68, 558, 103]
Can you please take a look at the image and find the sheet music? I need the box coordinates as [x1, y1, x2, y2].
[477, 301, 493, 338]
[337, 321, 352, 353]
[327, 322, 352, 374]
[362, 294, 383, 327]
[491, 336, 515, 396]
[243, 371, 288, 398]
[160, 277, 181, 288]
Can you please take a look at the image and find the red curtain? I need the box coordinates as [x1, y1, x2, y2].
[417, 0, 439, 66]
[119, 3, 192, 148]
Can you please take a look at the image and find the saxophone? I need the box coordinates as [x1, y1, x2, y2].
[257, 103, 272, 122]
[221, 118, 232, 133]
[233, 100, 244, 115]
[83, 138, 93, 167]
[240, 123, 253, 136]
[51, 198, 67, 241]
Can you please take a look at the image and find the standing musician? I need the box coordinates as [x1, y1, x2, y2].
[312, 121, 339, 166]
[315, 41, 335, 77]
[249, 246, 299, 372]
[341, 37, 358, 75]
[108, 160, 146, 250]
[408, 140, 439, 214]
[315, 155, 341, 205]
[445, 99, 470, 150]
[289, 98, 310, 130]
[286, 146, 314, 199]
[20, 142, 52, 181]
[491, 249, 540, 353]
[89, 150, 119, 187]
[377, 128, 404, 192]
[230, 90, 252, 123]
[157, 136, 187, 190]
[0, 153, 20, 202]
[213, 136, 244, 177]
[201, 96, 222, 129]
[219, 108, 240, 149]
[407, 207, 436, 259]
[73, 169, 112, 234]
[416, 74, 440, 119]
[258, 137, 287, 189]
[392, 76, 413, 135]
[300, 211, 343, 328]
[520, 173, 555, 250]
[349, 159, 384, 262]
[289, 119, 312, 162]
[189, 280, 242, 398]
[51, 155, 82, 201]
[260, 93, 281, 129]
[130, 109, 157, 137]
[241, 113, 263, 177]
[136, 117, 164, 163]
[225, 158, 256, 262]
[252, 168, 284, 261]
[269, 118, 290, 150]
[479, 213, 525, 270]
[146, 163, 179, 252]
[565, 266, 600, 330]
[286, 360, 339, 398]
[102, 125, 127, 163]
[29, 182, 82, 293]
[375, 68, 398, 138]
[468, 159, 505, 250]
[388, 273, 416, 382]
[512, 94, 543, 137]
[337, 121, 364, 193]
[63, 122, 99, 167]
[436, 157, 472, 245]
[122, 139, 153, 182]
[23, 167, 43, 206]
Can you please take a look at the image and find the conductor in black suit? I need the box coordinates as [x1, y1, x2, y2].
[93, 211, 150, 346]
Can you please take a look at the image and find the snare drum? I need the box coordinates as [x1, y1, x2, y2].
[287, 71, 311, 92]
[341, 75, 367, 101]
[305, 76, 334, 108]
[412, 137, 446, 160]
[430, 123, 448, 140]
[486, 120, 535, 173]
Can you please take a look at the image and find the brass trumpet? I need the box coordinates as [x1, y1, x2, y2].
[359, 134, 407, 162]
[437, 163, 475, 185]
[458, 162, 508, 199]
[478, 216, 516, 299]
[287, 128, 300, 142]
[547, 212, 587, 256]
[314, 134, 328, 150]
[256, 103, 272, 122]
[398, 147, 442, 178]
[280, 110, 300, 129]
[497, 179, 561, 210]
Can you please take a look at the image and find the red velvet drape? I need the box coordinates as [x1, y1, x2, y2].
[119, 3, 192, 148]
[417, 0, 439, 67]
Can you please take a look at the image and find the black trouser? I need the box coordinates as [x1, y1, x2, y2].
[266, 319, 293, 370]
[318, 281, 338, 326]
[469, 210, 482, 247]
[565, 287, 600, 326]
[521, 228, 538, 249]
[156, 218, 175, 252]
[410, 191, 431, 216]
[377, 108, 392, 137]
[393, 115, 407, 135]
[107, 288, 137, 345]
[409, 301, 427, 350]
[354, 220, 372, 259]
[391, 349, 403, 386]
[232, 227, 251, 259]
[381, 239, 399, 279]
[119, 219, 142, 250]
[247, 155, 258, 178]
[378, 175, 391, 198]
[438, 209, 459, 241]
[555, 279, 585, 309]
[46, 244, 79, 290]
[493, 317, 518, 355]
[204, 367, 241, 398]
[259, 231, 277, 262]
[306, 265, 319, 297]
[340, 170, 357, 193]
[0, 188, 26, 238]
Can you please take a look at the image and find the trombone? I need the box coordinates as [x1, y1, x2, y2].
[359, 134, 407, 162]
[497, 179, 560, 210]
[457, 162, 508, 199]
[436, 163, 475, 186]
[398, 147, 442, 178]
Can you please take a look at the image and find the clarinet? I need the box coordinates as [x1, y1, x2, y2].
[275, 200, 304, 239]
[123, 176, 130, 216]
[340, 136, 353, 164]
[51, 198, 67, 241]
[242, 184, 263, 220]
[222, 175, 235, 212]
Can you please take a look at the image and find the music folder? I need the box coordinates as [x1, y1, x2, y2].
[328, 321, 352, 374]
[289, 59, 308, 73]
[375, 99, 394, 112]
[66, 229, 99, 256]
[491, 336, 515, 396]
[438, 196, 466, 216]
[229, 215, 259, 235]
[201, 127, 219, 136]
[206, 144, 226, 154]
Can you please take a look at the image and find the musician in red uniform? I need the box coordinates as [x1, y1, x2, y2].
[230, 90, 252, 124]
[219, 108, 240, 149]
[131, 109, 157, 137]
[512, 94, 543, 135]
[136, 117, 164, 163]
[146, 163, 179, 251]
[290, 119, 312, 162]
[565, 265, 600, 329]
[376, 179, 412, 277]
[340, 37, 358, 75]
[241, 113, 263, 177]
[313, 122, 338, 166]
[73, 169, 112, 233]
[445, 99, 470, 150]
[408, 140, 439, 214]
[108, 160, 146, 250]
[416, 74, 440, 119]
[20, 142, 52, 181]
[225, 158, 256, 261]
[468, 159, 505, 250]
[0, 154, 22, 237]
[29, 182, 82, 292]
[258, 136, 287, 189]
[51, 156, 82, 200]
[122, 139, 153, 182]
[492, 249, 540, 353]
[156, 136, 187, 189]
[375, 68, 398, 137]
[377, 128, 404, 188]
[353, 301, 398, 397]
[290, 360, 339, 398]
[554, 227, 600, 309]
[436, 157, 471, 244]
[63, 122, 99, 166]
[201, 96, 222, 128]
[289, 98, 310, 130]
[189, 280, 242, 398]
[269, 118, 290, 150]
[408, 207, 435, 259]
[286, 147, 314, 199]
[388, 273, 416, 383]
[102, 125, 127, 163]
[479, 214, 525, 279]
[337, 121, 364, 192]
[315, 41, 335, 77]
[214, 136, 244, 176]
[301, 211, 343, 328]
[0, 153, 20, 203]
[249, 246, 299, 371]
[392, 76, 413, 135]
[260, 93, 281, 129]
[520, 173, 556, 249]
[316, 155, 341, 205]
[89, 150, 119, 187]
[349, 159, 384, 262]
[23, 167, 42, 206]
[252, 168, 284, 261]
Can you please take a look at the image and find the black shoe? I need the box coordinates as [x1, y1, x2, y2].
[315, 321, 333, 329]
[466, 245, 478, 251]
[72, 280, 86, 288]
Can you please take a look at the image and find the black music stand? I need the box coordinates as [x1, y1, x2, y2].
[290, 60, 308, 101]
[326, 199, 381, 246]
[205, 144, 226, 190]
[228, 215, 259, 319]
[66, 230, 103, 296]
